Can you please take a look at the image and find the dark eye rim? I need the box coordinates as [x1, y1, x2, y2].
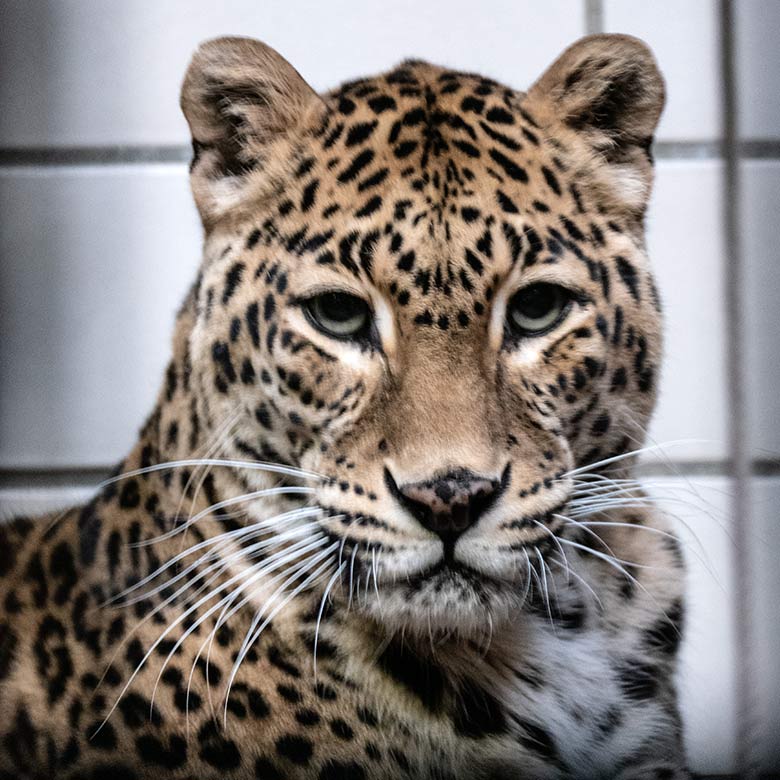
[504, 282, 580, 339]
[300, 290, 374, 342]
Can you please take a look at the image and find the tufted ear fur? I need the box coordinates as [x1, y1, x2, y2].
[181, 36, 324, 227]
[526, 34, 665, 215]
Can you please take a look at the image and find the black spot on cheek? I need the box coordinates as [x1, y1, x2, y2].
[615, 255, 641, 301]
[119, 480, 140, 509]
[275, 734, 314, 765]
[461, 96, 485, 114]
[136, 734, 188, 769]
[222, 262, 245, 304]
[88, 721, 117, 750]
[0, 622, 18, 680]
[590, 412, 611, 436]
[198, 722, 242, 769]
[264, 293, 276, 321]
[367, 94, 396, 113]
[318, 760, 366, 780]
[246, 228, 261, 249]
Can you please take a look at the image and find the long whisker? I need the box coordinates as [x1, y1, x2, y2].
[99, 458, 325, 487]
[175, 406, 243, 554]
[226, 541, 338, 680]
[371, 547, 381, 604]
[136, 486, 317, 546]
[530, 518, 571, 586]
[547, 555, 603, 610]
[165, 534, 330, 722]
[563, 440, 713, 478]
[313, 562, 346, 677]
[534, 548, 555, 630]
[567, 475, 725, 569]
[104, 507, 322, 606]
[223, 546, 338, 725]
[555, 535, 649, 586]
[95, 554, 281, 734]
[191, 533, 334, 722]
[348, 544, 359, 611]
[553, 512, 622, 563]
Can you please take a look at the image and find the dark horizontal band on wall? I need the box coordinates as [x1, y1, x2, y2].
[2, 140, 780, 167]
[0, 145, 191, 165]
[1, 459, 779, 490]
[0, 467, 112, 488]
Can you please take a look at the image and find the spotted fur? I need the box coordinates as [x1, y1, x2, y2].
[0, 34, 689, 778]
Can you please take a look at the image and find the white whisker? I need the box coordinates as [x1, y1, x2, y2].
[371, 547, 381, 604]
[535, 548, 555, 630]
[169, 534, 330, 721]
[107, 508, 322, 606]
[347, 544, 359, 611]
[313, 562, 346, 677]
[223, 545, 339, 724]
[563, 440, 712, 478]
[100, 458, 324, 488]
[189, 534, 332, 721]
[547, 556, 604, 610]
[135, 486, 317, 546]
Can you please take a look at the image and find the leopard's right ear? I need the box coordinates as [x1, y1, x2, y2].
[181, 36, 324, 227]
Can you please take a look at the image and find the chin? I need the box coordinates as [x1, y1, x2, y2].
[356, 560, 528, 640]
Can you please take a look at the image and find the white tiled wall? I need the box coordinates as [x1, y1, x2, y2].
[604, 0, 721, 141]
[0, 164, 199, 467]
[0, 0, 583, 148]
[736, 0, 780, 139]
[1, 1, 778, 774]
[743, 160, 780, 459]
[646, 161, 727, 462]
[650, 478, 736, 775]
[751, 478, 780, 769]
[0, 160, 729, 468]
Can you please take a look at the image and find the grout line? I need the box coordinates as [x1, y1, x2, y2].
[2, 459, 779, 490]
[2, 140, 780, 168]
[719, 1, 760, 777]
[654, 141, 723, 160]
[655, 139, 780, 159]
[0, 145, 191, 166]
[0, 468, 112, 489]
[584, 0, 604, 35]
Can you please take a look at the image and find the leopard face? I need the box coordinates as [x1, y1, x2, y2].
[179, 34, 664, 639]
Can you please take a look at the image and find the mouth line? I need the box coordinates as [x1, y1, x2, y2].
[402, 558, 503, 591]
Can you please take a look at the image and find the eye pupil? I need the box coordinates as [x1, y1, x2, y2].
[318, 293, 360, 322]
[516, 285, 557, 319]
[507, 283, 570, 336]
[305, 292, 371, 339]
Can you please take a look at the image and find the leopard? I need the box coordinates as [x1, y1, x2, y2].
[0, 33, 689, 779]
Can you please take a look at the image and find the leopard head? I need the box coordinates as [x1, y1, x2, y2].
[175, 34, 665, 638]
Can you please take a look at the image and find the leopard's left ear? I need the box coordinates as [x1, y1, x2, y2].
[181, 36, 325, 228]
[526, 34, 665, 212]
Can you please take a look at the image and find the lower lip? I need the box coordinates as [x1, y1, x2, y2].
[405, 558, 501, 589]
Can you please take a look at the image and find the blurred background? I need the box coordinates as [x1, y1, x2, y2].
[0, 0, 777, 775]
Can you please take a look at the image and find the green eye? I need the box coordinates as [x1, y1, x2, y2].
[304, 292, 372, 340]
[507, 283, 572, 336]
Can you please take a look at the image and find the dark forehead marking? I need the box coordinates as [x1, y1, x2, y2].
[245, 60, 617, 316]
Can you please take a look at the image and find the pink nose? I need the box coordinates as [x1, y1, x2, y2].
[385, 468, 503, 545]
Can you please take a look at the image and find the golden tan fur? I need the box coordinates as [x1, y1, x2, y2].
[0, 34, 688, 779]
